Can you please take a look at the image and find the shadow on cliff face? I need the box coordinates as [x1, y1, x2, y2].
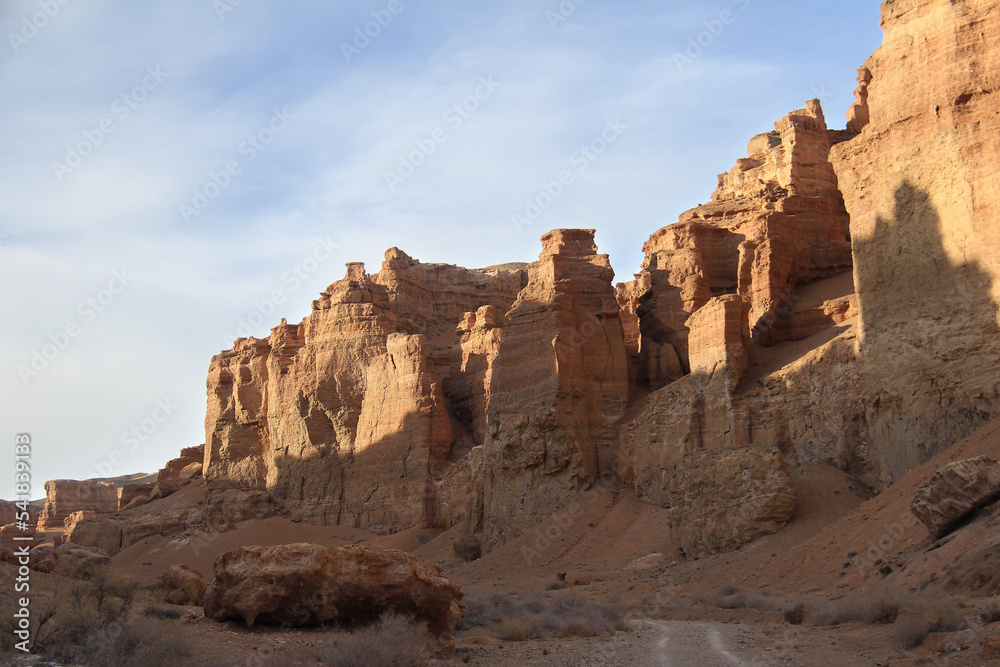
[855, 181, 997, 342]
[852, 180, 1000, 482]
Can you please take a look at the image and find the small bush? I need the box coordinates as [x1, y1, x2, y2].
[980, 598, 1000, 624]
[144, 603, 187, 620]
[808, 590, 900, 626]
[784, 604, 805, 625]
[321, 613, 428, 667]
[892, 595, 967, 649]
[459, 590, 626, 640]
[699, 586, 786, 612]
[79, 618, 190, 667]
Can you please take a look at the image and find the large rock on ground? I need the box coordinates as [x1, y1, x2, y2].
[665, 445, 795, 558]
[203, 543, 465, 651]
[65, 515, 123, 556]
[911, 456, 1000, 539]
[156, 565, 207, 606]
[54, 543, 110, 581]
[38, 480, 118, 529]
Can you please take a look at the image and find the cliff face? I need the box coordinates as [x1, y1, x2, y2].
[478, 230, 630, 549]
[38, 480, 118, 529]
[829, 0, 1000, 486]
[204, 255, 525, 534]
[196, 0, 1000, 555]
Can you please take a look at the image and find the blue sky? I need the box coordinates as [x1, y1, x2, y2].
[0, 0, 884, 499]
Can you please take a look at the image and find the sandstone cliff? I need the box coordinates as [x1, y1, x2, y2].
[830, 0, 1000, 486]
[190, 0, 1000, 559]
[38, 480, 118, 529]
[478, 230, 630, 549]
[204, 254, 525, 534]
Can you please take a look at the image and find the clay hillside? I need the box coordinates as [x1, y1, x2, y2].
[6, 0, 1000, 665]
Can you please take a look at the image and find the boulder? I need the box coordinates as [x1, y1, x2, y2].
[179, 462, 203, 484]
[156, 565, 207, 606]
[911, 456, 1000, 539]
[33, 557, 57, 574]
[452, 535, 482, 562]
[54, 543, 110, 581]
[118, 482, 156, 510]
[120, 495, 150, 511]
[204, 543, 466, 651]
[665, 445, 796, 558]
[0, 521, 35, 549]
[66, 515, 123, 556]
[149, 478, 180, 501]
[63, 510, 96, 533]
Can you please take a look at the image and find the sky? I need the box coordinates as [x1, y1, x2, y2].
[0, 0, 884, 500]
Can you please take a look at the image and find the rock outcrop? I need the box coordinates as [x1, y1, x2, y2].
[203, 543, 466, 651]
[634, 99, 852, 390]
[204, 254, 525, 534]
[911, 456, 1000, 539]
[157, 565, 207, 606]
[830, 0, 1000, 486]
[38, 480, 118, 529]
[479, 230, 629, 549]
[665, 445, 796, 559]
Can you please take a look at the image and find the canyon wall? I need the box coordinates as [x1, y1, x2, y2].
[478, 230, 630, 549]
[830, 0, 1000, 486]
[204, 253, 525, 534]
[194, 0, 1000, 556]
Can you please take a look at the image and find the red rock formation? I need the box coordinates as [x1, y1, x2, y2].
[636, 100, 852, 390]
[203, 543, 466, 651]
[911, 455, 1000, 540]
[205, 253, 524, 534]
[157, 444, 205, 486]
[157, 565, 207, 606]
[479, 229, 630, 549]
[665, 445, 795, 558]
[830, 0, 1000, 486]
[37, 480, 118, 529]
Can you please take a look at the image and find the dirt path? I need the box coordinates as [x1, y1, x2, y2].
[643, 620, 783, 666]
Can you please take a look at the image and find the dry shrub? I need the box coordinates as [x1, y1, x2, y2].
[806, 589, 900, 626]
[459, 590, 626, 640]
[79, 618, 190, 667]
[698, 586, 786, 612]
[979, 597, 1000, 624]
[892, 594, 966, 649]
[144, 603, 187, 620]
[321, 612, 428, 667]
